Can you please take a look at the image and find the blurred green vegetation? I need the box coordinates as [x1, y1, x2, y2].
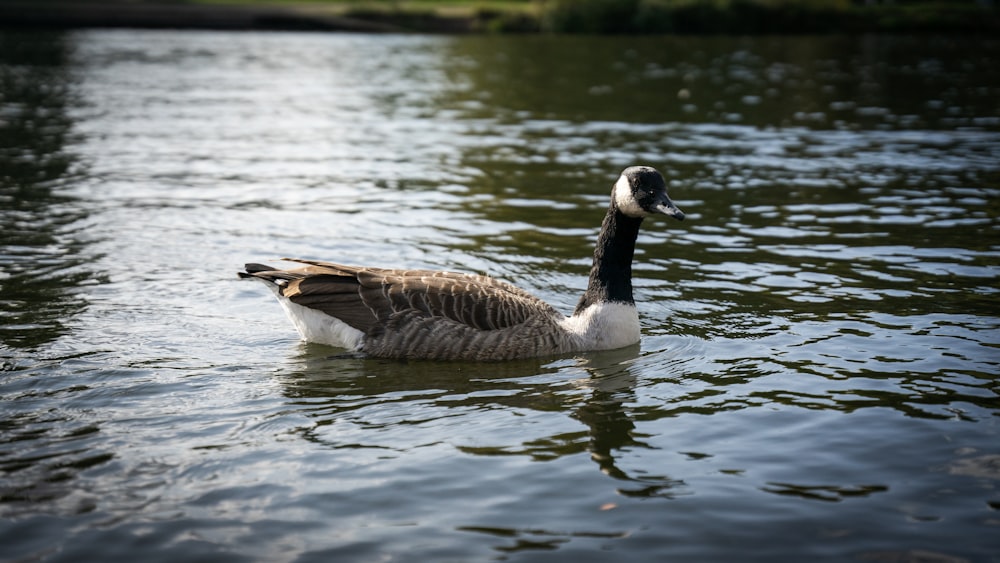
[199, 0, 999, 33]
[540, 0, 999, 34]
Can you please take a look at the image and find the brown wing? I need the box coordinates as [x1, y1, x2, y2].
[252, 259, 559, 334]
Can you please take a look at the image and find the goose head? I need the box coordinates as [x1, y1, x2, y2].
[613, 166, 685, 221]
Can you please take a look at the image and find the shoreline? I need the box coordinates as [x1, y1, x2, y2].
[0, 2, 410, 33]
[1, 1, 998, 35]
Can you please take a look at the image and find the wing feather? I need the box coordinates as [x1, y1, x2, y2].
[254, 259, 559, 334]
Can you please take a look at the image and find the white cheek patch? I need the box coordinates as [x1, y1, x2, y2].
[613, 175, 646, 217]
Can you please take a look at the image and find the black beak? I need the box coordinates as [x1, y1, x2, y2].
[653, 194, 685, 221]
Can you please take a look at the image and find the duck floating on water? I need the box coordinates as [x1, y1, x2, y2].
[239, 166, 685, 361]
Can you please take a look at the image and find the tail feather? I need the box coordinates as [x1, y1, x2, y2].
[239, 263, 304, 285]
[238, 263, 277, 279]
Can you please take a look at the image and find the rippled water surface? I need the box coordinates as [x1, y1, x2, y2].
[2, 30, 999, 561]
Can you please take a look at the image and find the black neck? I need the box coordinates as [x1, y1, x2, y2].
[574, 200, 643, 314]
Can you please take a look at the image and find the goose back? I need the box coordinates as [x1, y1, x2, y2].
[243, 259, 575, 361]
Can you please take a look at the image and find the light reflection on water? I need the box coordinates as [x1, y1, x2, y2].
[1, 29, 999, 561]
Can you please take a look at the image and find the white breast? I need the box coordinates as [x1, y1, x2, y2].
[559, 302, 640, 351]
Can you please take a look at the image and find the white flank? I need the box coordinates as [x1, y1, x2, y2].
[613, 174, 646, 218]
[559, 302, 641, 351]
[273, 294, 365, 349]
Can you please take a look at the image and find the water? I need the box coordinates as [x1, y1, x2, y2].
[1, 29, 999, 561]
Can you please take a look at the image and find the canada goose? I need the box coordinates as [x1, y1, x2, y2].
[239, 166, 685, 361]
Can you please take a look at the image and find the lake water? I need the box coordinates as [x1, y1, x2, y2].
[1, 29, 999, 562]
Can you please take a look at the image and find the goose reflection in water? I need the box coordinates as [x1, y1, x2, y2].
[277, 344, 687, 500]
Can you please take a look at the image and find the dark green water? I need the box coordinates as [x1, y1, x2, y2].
[1, 30, 998, 561]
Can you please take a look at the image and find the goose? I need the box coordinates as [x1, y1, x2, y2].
[239, 166, 685, 361]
